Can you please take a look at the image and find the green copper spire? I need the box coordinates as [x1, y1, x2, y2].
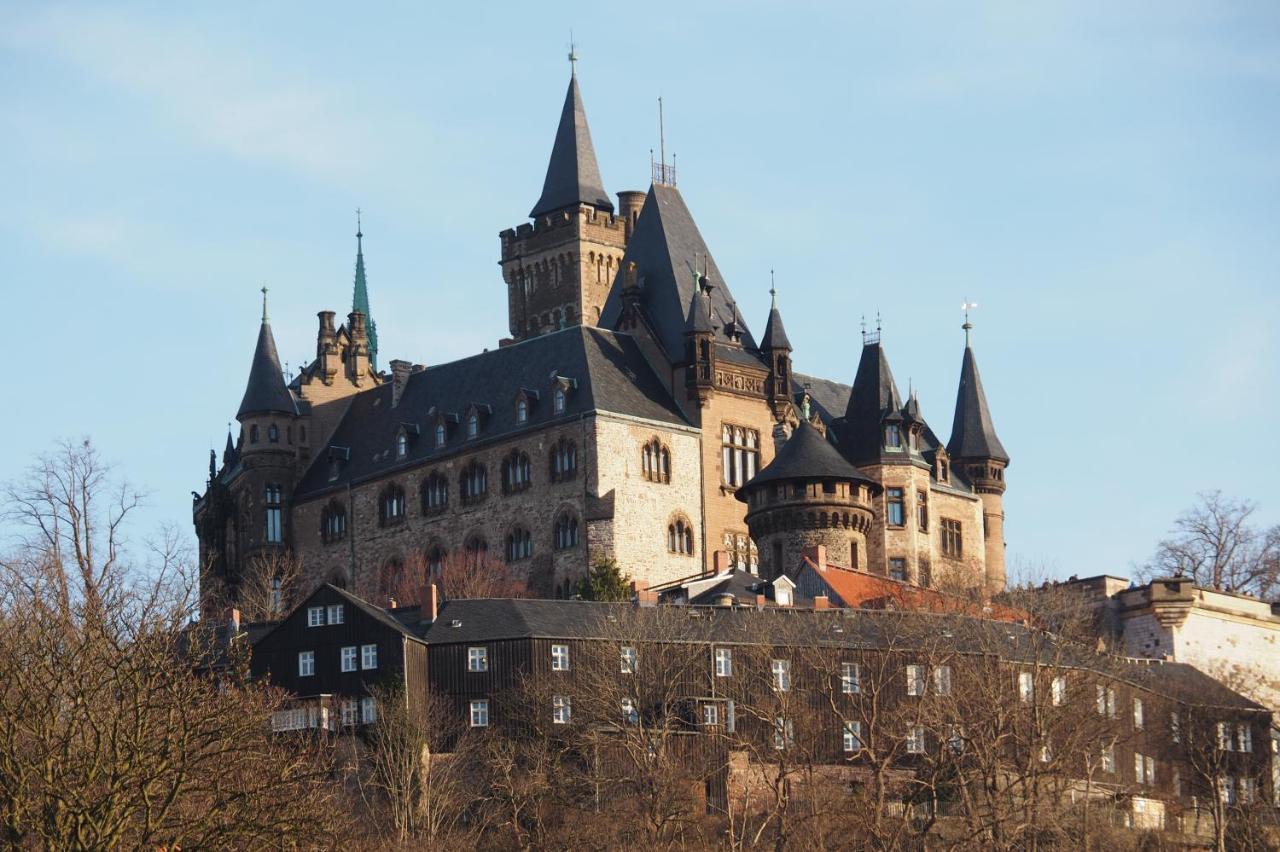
[352, 210, 379, 370]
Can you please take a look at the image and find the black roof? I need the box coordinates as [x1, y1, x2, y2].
[237, 320, 298, 419]
[685, 284, 715, 333]
[529, 74, 613, 219]
[837, 342, 905, 465]
[759, 299, 791, 352]
[294, 326, 688, 499]
[947, 344, 1009, 463]
[600, 184, 760, 363]
[739, 420, 877, 496]
[792, 372, 850, 425]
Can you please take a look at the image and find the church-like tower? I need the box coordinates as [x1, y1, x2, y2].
[499, 58, 642, 340]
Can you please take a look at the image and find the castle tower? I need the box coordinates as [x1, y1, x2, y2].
[738, 421, 879, 579]
[760, 284, 793, 421]
[499, 62, 633, 340]
[683, 274, 716, 405]
[350, 216, 378, 370]
[947, 321, 1010, 594]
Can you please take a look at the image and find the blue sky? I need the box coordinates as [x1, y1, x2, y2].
[2, 2, 1277, 581]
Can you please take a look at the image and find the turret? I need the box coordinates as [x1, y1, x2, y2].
[316, 310, 339, 382]
[737, 421, 879, 579]
[347, 310, 370, 385]
[683, 273, 716, 405]
[759, 284, 793, 420]
[838, 332, 910, 467]
[946, 320, 1009, 593]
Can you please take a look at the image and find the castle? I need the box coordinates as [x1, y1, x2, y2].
[193, 65, 1010, 608]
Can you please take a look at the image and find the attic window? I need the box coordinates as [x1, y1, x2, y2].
[553, 388, 566, 414]
[435, 422, 447, 448]
[884, 424, 902, 449]
[937, 457, 950, 483]
[467, 413, 479, 439]
[396, 432, 408, 458]
[516, 398, 529, 424]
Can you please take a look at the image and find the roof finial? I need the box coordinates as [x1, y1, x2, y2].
[260, 285, 269, 322]
[860, 314, 867, 343]
[567, 30, 578, 76]
[770, 268, 777, 308]
[356, 207, 363, 240]
[961, 298, 978, 346]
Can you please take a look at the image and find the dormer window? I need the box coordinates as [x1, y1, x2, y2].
[553, 388, 566, 414]
[435, 422, 447, 448]
[516, 398, 528, 424]
[884, 424, 902, 449]
[908, 428, 919, 451]
[937, 455, 950, 484]
[326, 446, 349, 482]
[467, 413, 479, 439]
[396, 432, 408, 458]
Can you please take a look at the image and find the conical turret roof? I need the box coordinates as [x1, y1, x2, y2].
[685, 280, 715, 334]
[529, 74, 613, 218]
[237, 315, 297, 420]
[739, 421, 876, 496]
[838, 341, 903, 464]
[759, 290, 791, 352]
[947, 343, 1008, 463]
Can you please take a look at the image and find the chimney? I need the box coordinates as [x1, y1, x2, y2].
[390, 359, 411, 408]
[420, 582, 440, 623]
[713, 550, 732, 574]
[636, 588, 659, 607]
[617, 190, 646, 240]
[802, 545, 827, 570]
[388, 596, 398, 610]
[347, 311, 370, 383]
[813, 595, 830, 611]
[225, 607, 241, 634]
[317, 311, 338, 382]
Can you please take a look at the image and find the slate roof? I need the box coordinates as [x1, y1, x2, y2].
[599, 184, 760, 362]
[237, 320, 298, 419]
[792, 372, 850, 425]
[326, 584, 425, 641]
[837, 341, 905, 465]
[947, 344, 1009, 463]
[759, 298, 791, 352]
[738, 420, 877, 496]
[529, 74, 613, 219]
[293, 326, 688, 499]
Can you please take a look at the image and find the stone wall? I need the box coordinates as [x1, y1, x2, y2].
[698, 390, 779, 573]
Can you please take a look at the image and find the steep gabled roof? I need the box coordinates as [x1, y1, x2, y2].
[600, 184, 760, 362]
[739, 420, 876, 496]
[947, 343, 1009, 463]
[529, 74, 613, 218]
[236, 319, 297, 420]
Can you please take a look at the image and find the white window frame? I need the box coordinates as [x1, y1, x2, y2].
[1238, 722, 1253, 753]
[773, 717, 794, 751]
[470, 699, 490, 728]
[905, 664, 925, 697]
[906, 726, 926, 754]
[714, 648, 733, 678]
[843, 720, 863, 753]
[307, 607, 324, 627]
[552, 695, 571, 724]
[551, 644, 570, 671]
[327, 604, 344, 625]
[621, 697, 638, 725]
[703, 704, 719, 727]
[341, 698, 357, 727]
[1101, 743, 1116, 773]
[1133, 697, 1144, 730]
[620, 646, 637, 674]
[361, 643, 378, 670]
[340, 646, 357, 672]
[771, 659, 791, 692]
[1217, 721, 1232, 751]
[298, 650, 315, 677]
[468, 646, 488, 672]
[1051, 675, 1066, 707]
[841, 662, 860, 695]
[1018, 671, 1034, 704]
[361, 696, 377, 724]
[932, 665, 952, 696]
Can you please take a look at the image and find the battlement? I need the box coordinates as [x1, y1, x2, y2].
[500, 204, 628, 254]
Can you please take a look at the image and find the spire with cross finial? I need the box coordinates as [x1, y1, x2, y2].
[568, 30, 578, 76]
[238, 286, 296, 420]
[351, 210, 378, 370]
[760, 270, 791, 353]
[529, 45, 612, 218]
[961, 299, 978, 347]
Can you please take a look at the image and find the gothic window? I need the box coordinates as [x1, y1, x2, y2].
[379, 556, 405, 599]
[435, 422, 447, 448]
[268, 423, 279, 443]
[884, 424, 902, 449]
[937, 456, 950, 483]
[553, 388, 566, 414]
[723, 531, 757, 571]
[421, 472, 448, 514]
[286, 426, 293, 444]
[460, 462, 488, 504]
[886, 488, 905, 527]
[396, 432, 408, 458]
[250, 425, 260, 444]
[550, 439, 577, 482]
[720, 425, 759, 488]
[466, 413, 479, 440]
[516, 398, 528, 424]
[908, 427, 920, 451]
[464, 535, 488, 566]
[941, 519, 963, 558]
[502, 451, 532, 494]
[668, 516, 695, 556]
[264, 484, 283, 543]
[320, 501, 346, 544]
[506, 526, 533, 562]
[641, 438, 672, 483]
[554, 513, 580, 550]
[426, 544, 446, 576]
[379, 483, 406, 526]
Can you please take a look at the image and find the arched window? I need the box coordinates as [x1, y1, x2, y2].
[396, 432, 408, 458]
[420, 472, 449, 514]
[464, 535, 488, 567]
[550, 439, 577, 483]
[435, 422, 447, 448]
[379, 483, 406, 526]
[516, 398, 528, 424]
[249, 425, 260, 444]
[264, 484, 283, 543]
[506, 526, 533, 562]
[467, 413, 479, 440]
[320, 501, 347, 543]
[641, 438, 672, 483]
[553, 388, 567, 414]
[554, 513, 580, 551]
[460, 462, 488, 504]
[426, 544, 446, 576]
[268, 423, 279, 443]
[379, 556, 405, 599]
[668, 516, 694, 556]
[502, 451, 532, 494]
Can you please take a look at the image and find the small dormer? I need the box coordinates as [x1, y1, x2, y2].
[551, 376, 577, 415]
[515, 388, 540, 425]
[326, 445, 350, 482]
[394, 423, 419, 460]
[432, 412, 459, 449]
[935, 447, 951, 485]
[771, 575, 797, 607]
[465, 403, 493, 440]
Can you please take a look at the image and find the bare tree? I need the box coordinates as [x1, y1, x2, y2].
[235, 549, 305, 622]
[383, 550, 528, 607]
[1139, 491, 1280, 598]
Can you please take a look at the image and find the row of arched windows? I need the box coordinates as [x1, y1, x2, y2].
[668, 516, 695, 556]
[641, 438, 672, 484]
[248, 422, 306, 446]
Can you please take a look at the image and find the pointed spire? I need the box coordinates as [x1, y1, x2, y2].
[237, 296, 297, 421]
[947, 333, 1009, 463]
[529, 69, 613, 219]
[839, 339, 905, 465]
[684, 272, 714, 334]
[760, 272, 792, 352]
[223, 429, 235, 464]
[351, 211, 378, 371]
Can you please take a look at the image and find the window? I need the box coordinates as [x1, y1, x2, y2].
[250, 424, 259, 443]
[1096, 685, 1116, 718]
[341, 646, 357, 672]
[396, 432, 407, 458]
[379, 483, 406, 526]
[551, 644, 570, 671]
[1051, 676, 1067, 706]
[620, 697, 639, 725]
[505, 527, 533, 562]
[298, 651, 314, 677]
[884, 423, 902, 449]
[268, 423, 279, 443]
[1018, 671, 1034, 704]
[265, 484, 283, 543]
[774, 717, 795, 750]
[642, 439, 672, 483]
[554, 513, 580, 550]
[937, 457, 950, 482]
[552, 695, 571, 724]
[886, 488, 905, 527]
[550, 439, 577, 482]
[906, 665, 925, 697]
[466, 413, 479, 439]
[721, 425, 759, 487]
[703, 704, 719, 727]
[307, 607, 324, 627]
[1219, 775, 1237, 805]
[460, 462, 488, 504]
[916, 490, 928, 531]
[841, 662, 861, 694]
[1134, 753, 1155, 785]
[502, 451, 532, 494]
[844, 721, 864, 753]
[435, 422, 446, 448]
[361, 697, 377, 724]
[889, 558, 907, 582]
[271, 577, 282, 613]
[772, 659, 792, 692]
[553, 388, 566, 414]
[715, 648, 733, 678]
[933, 665, 952, 696]
[325, 604, 343, 625]
[470, 699, 489, 727]
[1101, 743, 1115, 773]
[361, 644, 378, 670]
[668, 517, 695, 555]
[1239, 777, 1257, 805]
[1217, 721, 1232, 751]
[1040, 743, 1053, 763]
[421, 472, 449, 514]
[620, 646, 637, 674]
[948, 725, 966, 753]
[321, 502, 347, 543]
[516, 398, 528, 424]
[1237, 722, 1253, 753]
[468, 646, 488, 672]
[1171, 712, 1181, 743]
[463, 535, 488, 566]
[427, 544, 446, 576]
[906, 726, 926, 754]
[341, 698, 357, 727]
[941, 519, 963, 558]
[1133, 698, 1144, 730]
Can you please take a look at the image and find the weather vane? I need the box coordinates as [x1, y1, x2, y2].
[261, 285, 269, 322]
[568, 31, 578, 74]
[961, 299, 979, 344]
